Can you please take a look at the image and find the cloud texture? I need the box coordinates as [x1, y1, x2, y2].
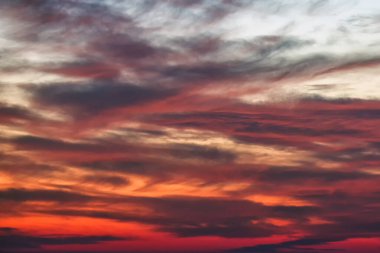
[0, 0, 379, 252]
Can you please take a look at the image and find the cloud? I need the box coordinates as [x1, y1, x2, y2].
[1, 0, 380, 252]
[168, 144, 237, 163]
[78, 160, 159, 175]
[0, 152, 64, 178]
[11, 135, 86, 151]
[0, 103, 41, 125]
[93, 34, 159, 61]
[29, 81, 177, 117]
[0, 227, 125, 250]
[44, 208, 279, 239]
[31, 194, 320, 239]
[257, 166, 373, 183]
[162, 220, 278, 238]
[146, 97, 380, 151]
[316, 58, 380, 76]
[7, 135, 144, 160]
[0, 188, 93, 203]
[228, 236, 344, 253]
[82, 174, 129, 187]
[42, 61, 121, 79]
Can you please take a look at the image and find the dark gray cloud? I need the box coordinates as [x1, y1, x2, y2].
[10, 135, 110, 152]
[0, 227, 125, 251]
[93, 35, 160, 60]
[162, 220, 278, 238]
[33, 195, 320, 238]
[44, 208, 279, 239]
[168, 144, 237, 163]
[146, 98, 380, 154]
[295, 190, 380, 213]
[0, 103, 41, 124]
[0, 152, 63, 177]
[82, 174, 129, 187]
[228, 236, 344, 253]
[154, 51, 331, 87]
[42, 61, 121, 79]
[316, 146, 380, 163]
[120, 127, 167, 137]
[9, 135, 139, 155]
[313, 108, 380, 119]
[29, 81, 177, 116]
[0, 227, 17, 234]
[241, 121, 360, 137]
[78, 160, 158, 175]
[0, 188, 93, 203]
[257, 167, 373, 183]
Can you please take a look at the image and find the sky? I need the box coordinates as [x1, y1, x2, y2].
[0, 0, 380, 252]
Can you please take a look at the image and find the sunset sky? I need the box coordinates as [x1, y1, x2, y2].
[0, 0, 380, 253]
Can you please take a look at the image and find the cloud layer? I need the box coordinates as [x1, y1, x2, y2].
[0, 0, 379, 253]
